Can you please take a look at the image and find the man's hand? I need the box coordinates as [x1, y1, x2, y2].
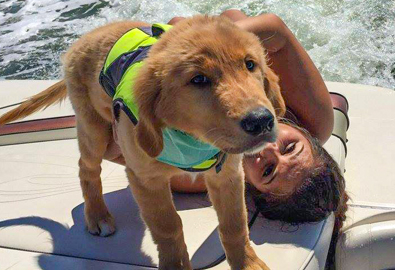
[235, 13, 288, 54]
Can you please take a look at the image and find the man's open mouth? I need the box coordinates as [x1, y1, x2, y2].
[223, 132, 276, 155]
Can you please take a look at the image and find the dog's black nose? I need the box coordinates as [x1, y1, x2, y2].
[240, 108, 274, 136]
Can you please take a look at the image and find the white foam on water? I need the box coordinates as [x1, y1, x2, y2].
[68, 0, 197, 36]
[233, 0, 395, 88]
[0, 0, 394, 89]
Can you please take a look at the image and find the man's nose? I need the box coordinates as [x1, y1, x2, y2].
[260, 143, 279, 160]
[264, 142, 278, 151]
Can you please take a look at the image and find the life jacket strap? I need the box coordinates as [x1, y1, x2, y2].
[215, 152, 227, 173]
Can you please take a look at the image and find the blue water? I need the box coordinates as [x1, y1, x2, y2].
[0, 0, 394, 89]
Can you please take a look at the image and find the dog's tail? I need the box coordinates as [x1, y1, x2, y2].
[0, 80, 68, 126]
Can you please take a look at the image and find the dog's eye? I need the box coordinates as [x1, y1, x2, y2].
[191, 74, 210, 85]
[245, 60, 255, 71]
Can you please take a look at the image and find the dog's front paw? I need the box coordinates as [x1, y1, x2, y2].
[243, 251, 270, 270]
[85, 208, 116, 237]
[157, 241, 192, 270]
[244, 259, 270, 270]
[158, 262, 192, 270]
[231, 245, 270, 270]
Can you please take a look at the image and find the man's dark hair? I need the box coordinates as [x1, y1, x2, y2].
[246, 123, 348, 269]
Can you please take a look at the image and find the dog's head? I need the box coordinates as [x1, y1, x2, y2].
[134, 15, 285, 158]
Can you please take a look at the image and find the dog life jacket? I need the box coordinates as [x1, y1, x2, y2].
[99, 23, 227, 173]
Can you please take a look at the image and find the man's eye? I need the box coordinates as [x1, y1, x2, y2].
[284, 142, 296, 154]
[262, 164, 274, 177]
[190, 74, 210, 85]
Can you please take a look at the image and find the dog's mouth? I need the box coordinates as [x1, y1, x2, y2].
[222, 132, 277, 154]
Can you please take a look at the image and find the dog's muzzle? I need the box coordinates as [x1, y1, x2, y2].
[240, 107, 275, 136]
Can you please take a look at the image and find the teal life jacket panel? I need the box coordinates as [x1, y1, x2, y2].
[99, 24, 227, 173]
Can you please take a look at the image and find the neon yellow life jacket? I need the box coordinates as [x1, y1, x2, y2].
[99, 24, 226, 173]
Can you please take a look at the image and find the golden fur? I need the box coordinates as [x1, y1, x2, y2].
[0, 15, 286, 269]
[0, 80, 67, 125]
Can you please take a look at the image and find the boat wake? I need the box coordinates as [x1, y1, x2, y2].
[0, 0, 394, 89]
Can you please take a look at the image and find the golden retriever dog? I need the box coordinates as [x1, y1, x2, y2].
[0, 15, 285, 269]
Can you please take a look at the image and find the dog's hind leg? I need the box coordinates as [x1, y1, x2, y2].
[69, 84, 116, 237]
[77, 112, 115, 237]
[126, 168, 192, 270]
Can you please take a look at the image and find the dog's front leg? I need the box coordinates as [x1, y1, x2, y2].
[205, 154, 270, 270]
[126, 168, 192, 270]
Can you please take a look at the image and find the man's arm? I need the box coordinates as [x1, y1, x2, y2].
[235, 13, 334, 144]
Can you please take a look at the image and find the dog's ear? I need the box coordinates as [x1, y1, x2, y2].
[264, 66, 286, 118]
[134, 65, 164, 158]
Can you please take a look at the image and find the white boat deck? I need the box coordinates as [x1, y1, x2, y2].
[0, 80, 394, 270]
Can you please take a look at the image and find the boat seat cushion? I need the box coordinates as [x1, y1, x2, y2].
[0, 137, 338, 269]
[326, 82, 395, 270]
[0, 80, 346, 269]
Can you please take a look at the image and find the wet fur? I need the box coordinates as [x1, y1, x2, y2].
[0, 15, 285, 270]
